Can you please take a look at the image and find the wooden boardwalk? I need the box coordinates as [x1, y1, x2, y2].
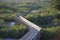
[15, 16, 41, 40]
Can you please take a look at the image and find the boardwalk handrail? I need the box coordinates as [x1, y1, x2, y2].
[15, 16, 41, 40]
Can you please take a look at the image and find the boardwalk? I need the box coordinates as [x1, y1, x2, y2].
[15, 16, 41, 40]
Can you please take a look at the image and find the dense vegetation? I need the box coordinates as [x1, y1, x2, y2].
[0, 0, 60, 40]
[51, 0, 60, 10]
[0, 2, 31, 39]
[0, 24, 28, 39]
[25, 0, 60, 40]
[0, 2, 44, 39]
[25, 10, 60, 40]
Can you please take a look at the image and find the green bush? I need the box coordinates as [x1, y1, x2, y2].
[40, 26, 60, 40]
[0, 24, 28, 39]
[26, 13, 55, 25]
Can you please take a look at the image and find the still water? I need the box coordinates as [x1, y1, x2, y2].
[6, 22, 16, 26]
[9, 22, 16, 26]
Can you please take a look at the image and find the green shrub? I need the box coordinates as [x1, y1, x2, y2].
[0, 24, 28, 39]
[40, 26, 60, 40]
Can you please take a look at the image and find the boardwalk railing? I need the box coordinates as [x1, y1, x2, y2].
[15, 16, 41, 40]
